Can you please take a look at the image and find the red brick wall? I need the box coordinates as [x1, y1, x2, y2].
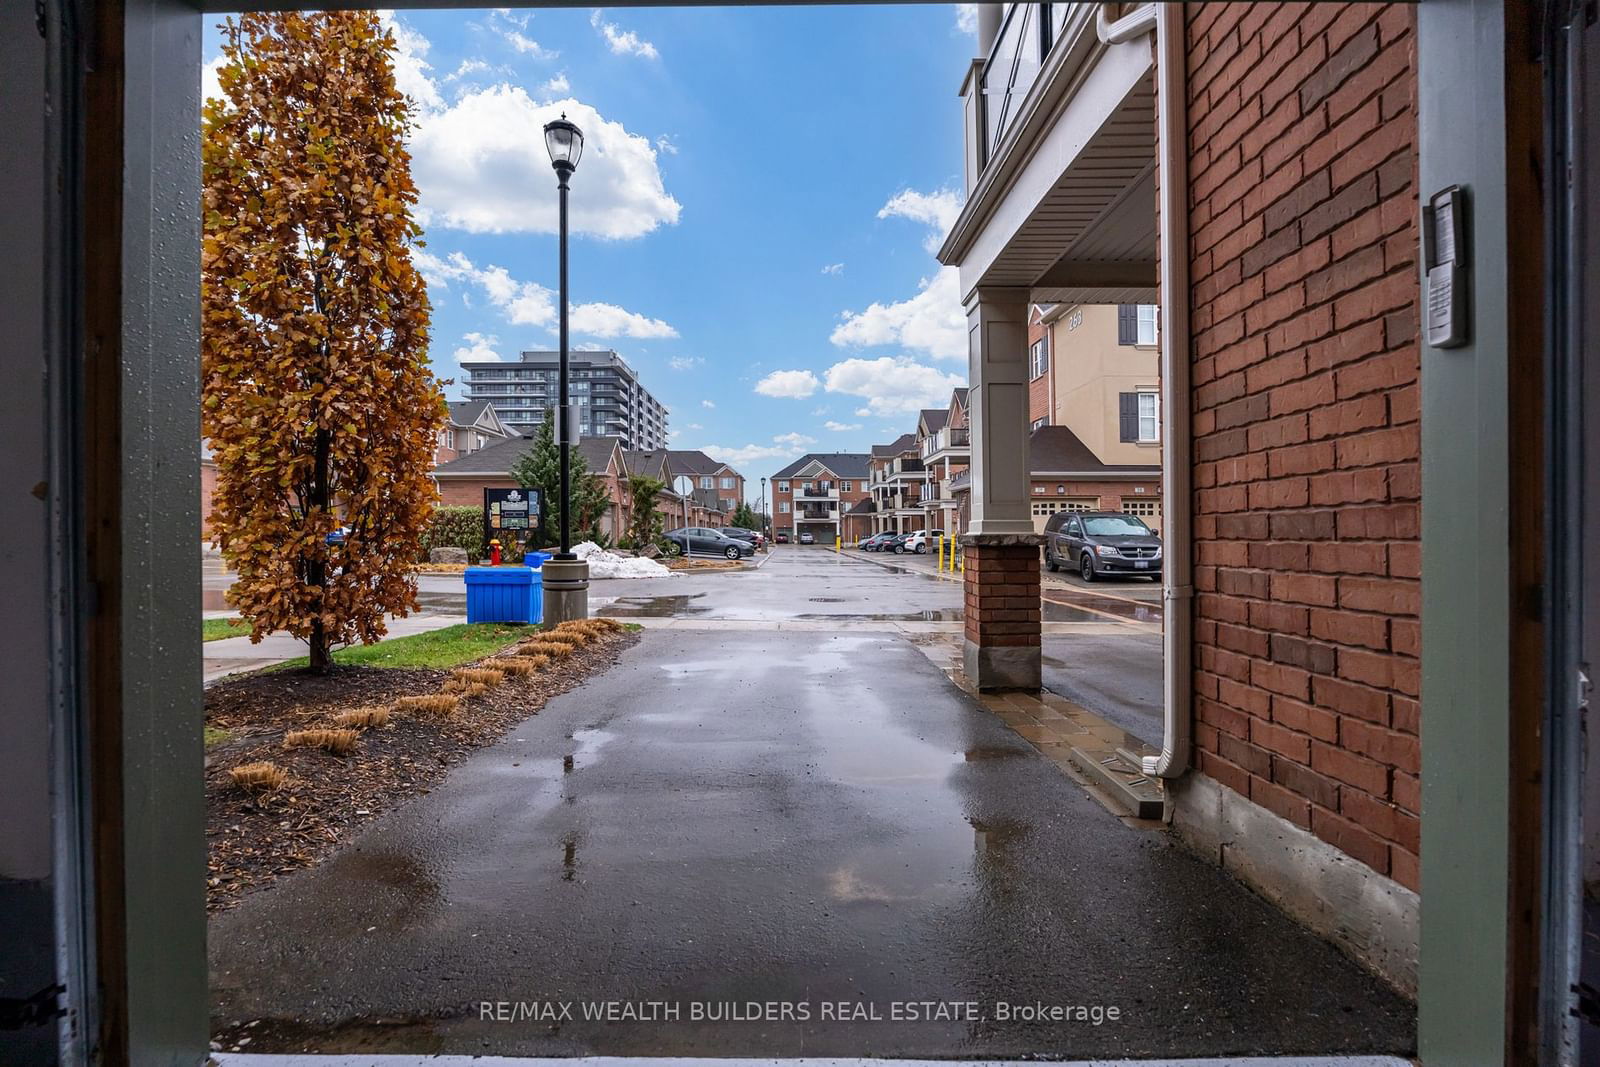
[1185, 2, 1420, 889]
[1027, 315, 1051, 425]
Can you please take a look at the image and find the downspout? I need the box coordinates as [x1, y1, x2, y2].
[1098, 2, 1191, 778]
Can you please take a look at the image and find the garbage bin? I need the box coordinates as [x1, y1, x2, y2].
[524, 551, 552, 570]
[463, 565, 542, 624]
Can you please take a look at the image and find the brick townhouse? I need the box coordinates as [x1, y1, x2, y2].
[940, 0, 1430, 1000]
[769, 454, 872, 542]
[432, 434, 629, 540]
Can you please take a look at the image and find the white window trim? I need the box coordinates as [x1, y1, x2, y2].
[1136, 304, 1159, 346]
[1137, 390, 1161, 443]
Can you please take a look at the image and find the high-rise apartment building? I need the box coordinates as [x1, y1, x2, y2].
[459, 349, 669, 451]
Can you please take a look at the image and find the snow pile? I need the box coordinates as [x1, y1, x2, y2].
[570, 541, 677, 579]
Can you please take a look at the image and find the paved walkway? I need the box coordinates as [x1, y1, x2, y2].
[209, 551, 1413, 1059]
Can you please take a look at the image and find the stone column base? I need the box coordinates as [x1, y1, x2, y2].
[540, 557, 590, 626]
[960, 533, 1044, 691]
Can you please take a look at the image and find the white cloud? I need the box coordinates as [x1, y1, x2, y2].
[878, 187, 963, 252]
[446, 58, 493, 82]
[656, 134, 679, 155]
[539, 72, 571, 96]
[821, 262, 845, 276]
[591, 10, 659, 59]
[830, 266, 966, 362]
[753, 369, 821, 399]
[686, 422, 704, 431]
[570, 302, 678, 339]
[201, 55, 226, 104]
[451, 332, 503, 362]
[823, 420, 862, 432]
[487, 8, 556, 58]
[701, 400, 716, 409]
[699, 433, 814, 468]
[823, 356, 965, 416]
[377, 11, 446, 112]
[855, 408, 872, 417]
[410, 90, 681, 239]
[669, 356, 704, 371]
[955, 4, 978, 35]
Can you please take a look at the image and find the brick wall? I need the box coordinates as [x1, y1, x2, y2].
[1185, 2, 1421, 889]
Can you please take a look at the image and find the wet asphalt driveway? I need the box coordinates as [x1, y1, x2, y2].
[209, 549, 1414, 1059]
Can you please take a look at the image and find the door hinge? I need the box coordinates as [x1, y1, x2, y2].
[0, 984, 65, 1030]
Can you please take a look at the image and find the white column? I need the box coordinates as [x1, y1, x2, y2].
[965, 287, 1035, 536]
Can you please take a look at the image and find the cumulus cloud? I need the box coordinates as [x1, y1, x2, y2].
[700, 434, 815, 468]
[879, 187, 963, 252]
[701, 400, 716, 409]
[411, 90, 680, 238]
[451, 332, 503, 362]
[656, 134, 679, 155]
[954, 4, 978, 35]
[824, 420, 862, 432]
[753, 369, 821, 399]
[591, 10, 659, 58]
[201, 55, 226, 104]
[669, 356, 705, 371]
[821, 262, 845, 276]
[823, 356, 965, 416]
[539, 72, 571, 96]
[377, 11, 446, 112]
[570, 302, 678, 339]
[830, 266, 966, 362]
[418, 250, 670, 336]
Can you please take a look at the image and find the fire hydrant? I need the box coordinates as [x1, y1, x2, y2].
[488, 538, 502, 566]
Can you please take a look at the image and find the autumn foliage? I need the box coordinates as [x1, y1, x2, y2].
[202, 12, 445, 671]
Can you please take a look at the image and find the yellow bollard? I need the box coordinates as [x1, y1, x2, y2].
[936, 534, 945, 572]
[834, 534, 841, 553]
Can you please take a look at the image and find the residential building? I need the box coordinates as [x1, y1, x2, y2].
[769, 454, 872, 543]
[938, 0, 1437, 1005]
[433, 399, 513, 466]
[432, 434, 629, 540]
[867, 433, 928, 536]
[459, 349, 669, 450]
[921, 388, 970, 535]
[666, 450, 746, 516]
[625, 448, 733, 531]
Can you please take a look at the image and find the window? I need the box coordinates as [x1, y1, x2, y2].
[778, 480, 791, 493]
[1031, 501, 1061, 517]
[699, 476, 713, 489]
[1123, 499, 1160, 519]
[1032, 485, 1046, 495]
[1119, 391, 1161, 443]
[842, 481, 852, 492]
[779, 501, 790, 514]
[1137, 304, 1159, 346]
[719, 477, 734, 490]
[1117, 304, 1159, 345]
[1029, 337, 1049, 379]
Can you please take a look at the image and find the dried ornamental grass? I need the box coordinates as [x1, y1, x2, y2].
[283, 728, 361, 755]
[451, 667, 506, 687]
[539, 630, 588, 647]
[490, 657, 538, 677]
[331, 705, 391, 730]
[229, 761, 288, 792]
[461, 682, 490, 698]
[519, 653, 551, 669]
[520, 640, 572, 659]
[394, 693, 462, 718]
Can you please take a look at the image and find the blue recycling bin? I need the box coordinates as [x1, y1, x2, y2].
[463, 565, 543, 624]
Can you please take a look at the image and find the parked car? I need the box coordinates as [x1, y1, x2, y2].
[774, 531, 789, 544]
[798, 530, 816, 545]
[663, 526, 756, 561]
[858, 532, 892, 551]
[721, 527, 766, 549]
[1042, 511, 1162, 581]
[883, 533, 912, 554]
[902, 529, 945, 554]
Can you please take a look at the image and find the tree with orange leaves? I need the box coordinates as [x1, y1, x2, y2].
[202, 11, 445, 672]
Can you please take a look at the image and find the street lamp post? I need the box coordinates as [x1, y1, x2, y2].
[541, 113, 589, 624]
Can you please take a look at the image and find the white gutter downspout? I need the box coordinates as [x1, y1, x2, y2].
[1097, 3, 1192, 779]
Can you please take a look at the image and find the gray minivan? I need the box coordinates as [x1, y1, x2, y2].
[1042, 511, 1162, 581]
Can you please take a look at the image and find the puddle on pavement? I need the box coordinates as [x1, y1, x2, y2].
[969, 815, 1027, 858]
[566, 727, 615, 771]
[560, 830, 579, 882]
[333, 850, 443, 930]
[1044, 591, 1164, 624]
[1039, 602, 1106, 624]
[600, 594, 711, 618]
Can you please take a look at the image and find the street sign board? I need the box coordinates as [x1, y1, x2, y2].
[484, 486, 543, 545]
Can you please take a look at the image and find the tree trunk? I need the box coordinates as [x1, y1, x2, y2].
[307, 426, 331, 673]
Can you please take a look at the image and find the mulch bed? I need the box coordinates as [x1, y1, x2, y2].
[204, 627, 640, 912]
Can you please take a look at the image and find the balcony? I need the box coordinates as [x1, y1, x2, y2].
[794, 508, 839, 523]
[795, 485, 839, 501]
[977, 4, 1079, 169]
[922, 426, 971, 462]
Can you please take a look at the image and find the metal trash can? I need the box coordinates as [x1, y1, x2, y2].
[463, 565, 542, 624]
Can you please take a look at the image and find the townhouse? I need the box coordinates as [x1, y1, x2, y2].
[866, 433, 928, 537]
[768, 454, 872, 543]
[937, 0, 1435, 1005]
[433, 400, 513, 466]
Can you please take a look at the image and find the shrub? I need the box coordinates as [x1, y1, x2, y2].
[421, 506, 486, 562]
[450, 667, 505, 687]
[331, 706, 390, 729]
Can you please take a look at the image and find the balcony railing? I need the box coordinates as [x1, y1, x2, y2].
[922, 426, 971, 459]
[795, 486, 839, 500]
[977, 3, 1078, 169]
[795, 508, 839, 522]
